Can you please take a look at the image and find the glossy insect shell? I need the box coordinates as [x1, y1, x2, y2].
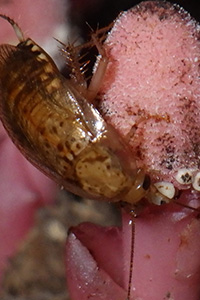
[0, 22, 149, 204]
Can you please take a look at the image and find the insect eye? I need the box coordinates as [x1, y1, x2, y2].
[142, 174, 151, 190]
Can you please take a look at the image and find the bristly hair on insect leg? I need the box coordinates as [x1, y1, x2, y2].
[56, 24, 113, 101]
[57, 38, 90, 90]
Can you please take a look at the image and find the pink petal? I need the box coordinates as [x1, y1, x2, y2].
[122, 199, 200, 299]
[66, 224, 126, 300]
[66, 195, 200, 300]
[0, 125, 57, 283]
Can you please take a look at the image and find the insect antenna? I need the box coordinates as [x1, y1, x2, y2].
[0, 14, 24, 42]
[126, 209, 137, 300]
[85, 21, 114, 43]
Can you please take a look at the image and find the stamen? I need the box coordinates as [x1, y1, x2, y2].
[192, 172, 200, 191]
[175, 168, 195, 185]
[154, 181, 175, 200]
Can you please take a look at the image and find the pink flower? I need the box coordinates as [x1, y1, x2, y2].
[66, 2, 200, 299]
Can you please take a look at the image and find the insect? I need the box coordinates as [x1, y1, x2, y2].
[0, 14, 174, 211]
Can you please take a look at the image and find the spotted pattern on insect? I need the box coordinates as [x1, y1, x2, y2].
[0, 14, 184, 209]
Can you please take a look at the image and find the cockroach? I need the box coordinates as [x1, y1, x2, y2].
[0, 15, 173, 210]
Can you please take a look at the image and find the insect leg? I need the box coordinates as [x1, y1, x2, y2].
[60, 39, 89, 91]
[86, 30, 109, 103]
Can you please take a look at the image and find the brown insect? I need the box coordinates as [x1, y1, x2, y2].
[0, 14, 171, 210]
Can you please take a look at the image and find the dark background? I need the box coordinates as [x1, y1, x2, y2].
[69, 0, 200, 37]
